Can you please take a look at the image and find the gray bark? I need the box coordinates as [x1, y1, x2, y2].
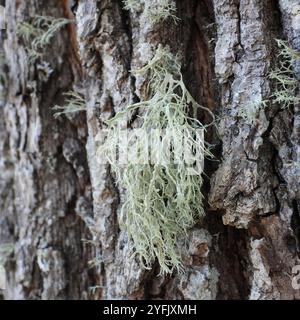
[0, 0, 299, 300]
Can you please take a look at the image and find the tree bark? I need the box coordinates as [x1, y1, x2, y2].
[0, 0, 299, 300]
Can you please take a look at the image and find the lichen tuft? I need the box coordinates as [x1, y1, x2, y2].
[17, 15, 73, 63]
[100, 46, 214, 274]
[269, 39, 300, 109]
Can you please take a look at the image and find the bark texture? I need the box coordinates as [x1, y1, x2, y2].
[0, 0, 299, 300]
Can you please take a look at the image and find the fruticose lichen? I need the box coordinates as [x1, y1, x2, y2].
[17, 15, 73, 63]
[239, 39, 300, 125]
[238, 100, 268, 125]
[100, 46, 214, 274]
[53, 91, 85, 118]
[269, 39, 300, 109]
[123, 0, 179, 24]
[122, 0, 140, 11]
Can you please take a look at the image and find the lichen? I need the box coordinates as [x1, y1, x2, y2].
[17, 15, 73, 63]
[53, 91, 86, 118]
[122, 0, 140, 12]
[144, 0, 179, 24]
[269, 39, 300, 109]
[123, 0, 179, 24]
[238, 100, 268, 125]
[100, 46, 214, 274]
[239, 39, 300, 125]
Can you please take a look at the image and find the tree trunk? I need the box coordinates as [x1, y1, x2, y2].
[0, 0, 299, 300]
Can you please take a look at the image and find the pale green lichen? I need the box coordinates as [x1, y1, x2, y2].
[53, 91, 85, 118]
[100, 46, 214, 274]
[145, 0, 179, 24]
[123, 0, 179, 24]
[238, 100, 268, 125]
[269, 39, 300, 109]
[17, 15, 73, 63]
[88, 255, 103, 269]
[89, 285, 105, 295]
[122, 0, 140, 11]
[239, 40, 300, 125]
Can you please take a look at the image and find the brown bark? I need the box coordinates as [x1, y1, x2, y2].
[0, 0, 299, 300]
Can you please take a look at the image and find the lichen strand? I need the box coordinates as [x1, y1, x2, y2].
[122, 0, 140, 12]
[269, 39, 300, 109]
[17, 15, 73, 63]
[123, 0, 178, 24]
[238, 40, 300, 125]
[100, 46, 214, 274]
[238, 100, 268, 125]
[53, 91, 86, 118]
